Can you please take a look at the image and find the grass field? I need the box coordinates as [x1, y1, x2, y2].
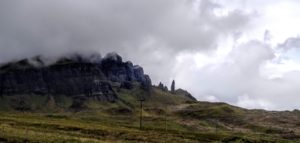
[0, 109, 298, 143]
[0, 87, 299, 142]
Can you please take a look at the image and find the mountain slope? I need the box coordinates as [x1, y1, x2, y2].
[0, 53, 299, 142]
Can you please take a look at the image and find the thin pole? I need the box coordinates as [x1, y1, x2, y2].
[140, 100, 143, 130]
[164, 106, 167, 143]
[165, 106, 167, 132]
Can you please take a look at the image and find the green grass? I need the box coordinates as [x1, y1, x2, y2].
[0, 109, 297, 143]
[0, 86, 299, 142]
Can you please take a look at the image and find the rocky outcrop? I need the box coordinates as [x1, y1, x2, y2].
[175, 89, 197, 101]
[100, 53, 152, 90]
[171, 80, 175, 94]
[158, 82, 168, 91]
[0, 53, 152, 102]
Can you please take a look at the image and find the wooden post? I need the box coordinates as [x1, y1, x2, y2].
[138, 94, 145, 130]
[139, 100, 143, 130]
[164, 106, 168, 143]
[165, 106, 167, 132]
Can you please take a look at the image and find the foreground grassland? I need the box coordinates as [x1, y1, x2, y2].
[0, 110, 298, 143]
[0, 87, 299, 142]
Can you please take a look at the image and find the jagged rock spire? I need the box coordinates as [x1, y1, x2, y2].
[171, 80, 175, 93]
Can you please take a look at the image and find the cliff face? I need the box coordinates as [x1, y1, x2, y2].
[0, 53, 152, 102]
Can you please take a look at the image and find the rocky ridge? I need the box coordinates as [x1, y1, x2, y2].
[0, 53, 152, 102]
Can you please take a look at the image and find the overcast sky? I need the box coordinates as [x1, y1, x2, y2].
[0, 0, 300, 110]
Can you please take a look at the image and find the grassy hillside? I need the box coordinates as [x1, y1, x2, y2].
[0, 86, 299, 142]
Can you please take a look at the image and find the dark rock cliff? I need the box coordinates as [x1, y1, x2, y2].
[0, 53, 152, 102]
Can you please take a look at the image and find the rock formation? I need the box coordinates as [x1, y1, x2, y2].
[0, 53, 152, 102]
[158, 82, 168, 91]
[174, 89, 197, 101]
[171, 80, 175, 93]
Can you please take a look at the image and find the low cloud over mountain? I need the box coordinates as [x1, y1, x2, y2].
[0, 0, 300, 110]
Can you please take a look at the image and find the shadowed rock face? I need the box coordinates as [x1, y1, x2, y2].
[0, 53, 152, 102]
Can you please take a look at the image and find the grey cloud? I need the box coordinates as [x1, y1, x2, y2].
[175, 37, 300, 110]
[0, 0, 253, 85]
[194, 40, 274, 100]
[278, 36, 300, 51]
[5, 0, 294, 110]
[229, 40, 274, 75]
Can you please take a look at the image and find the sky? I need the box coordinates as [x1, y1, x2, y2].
[0, 0, 300, 110]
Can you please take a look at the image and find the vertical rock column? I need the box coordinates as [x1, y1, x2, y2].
[171, 80, 175, 94]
